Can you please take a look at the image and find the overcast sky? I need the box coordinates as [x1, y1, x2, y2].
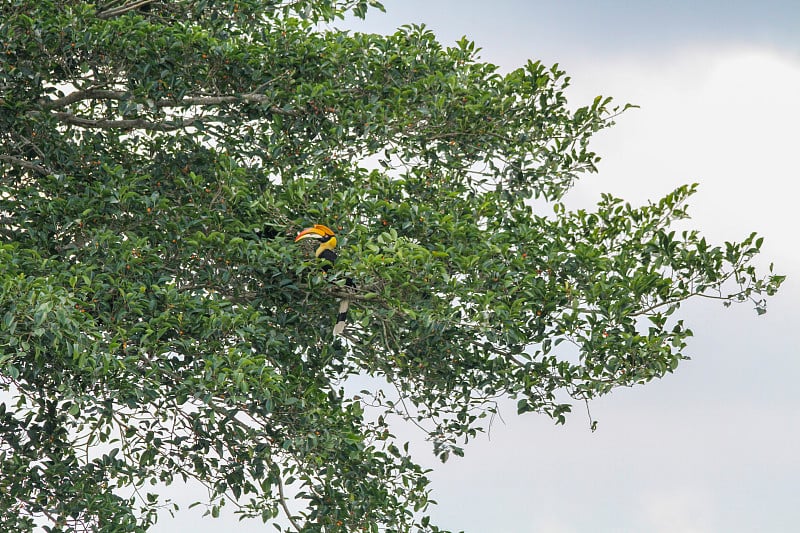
[156, 2, 800, 532]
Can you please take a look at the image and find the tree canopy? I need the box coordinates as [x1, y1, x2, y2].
[0, 1, 784, 531]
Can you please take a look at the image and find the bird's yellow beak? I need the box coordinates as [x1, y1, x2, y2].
[295, 224, 335, 242]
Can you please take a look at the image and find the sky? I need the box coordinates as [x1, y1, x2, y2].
[161, 1, 798, 531]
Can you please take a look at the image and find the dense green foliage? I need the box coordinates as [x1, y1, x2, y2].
[0, 0, 783, 531]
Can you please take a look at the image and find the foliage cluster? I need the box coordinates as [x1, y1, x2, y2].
[0, 1, 782, 531]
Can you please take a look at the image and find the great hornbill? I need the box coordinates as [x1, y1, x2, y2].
[295, 224, 354, 336]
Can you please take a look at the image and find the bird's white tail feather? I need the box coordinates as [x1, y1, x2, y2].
[333, 299, 350, 335]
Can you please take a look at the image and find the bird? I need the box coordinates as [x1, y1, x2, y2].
[295, 224, 353, 336]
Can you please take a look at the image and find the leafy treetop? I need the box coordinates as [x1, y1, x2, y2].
[0, 1, 783, 532]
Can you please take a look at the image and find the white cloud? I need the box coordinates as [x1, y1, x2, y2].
[637, 486, 715, 533]
[563, 46, 800, 270]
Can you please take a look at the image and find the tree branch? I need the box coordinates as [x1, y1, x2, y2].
[325, 287, 381, 302]
[0, 155, 50, 175]
[50, 110, 201, 131]
[276, 474, 303, 533]
[40, 89, 302, 117]
[40, 89, 128, 109]
[97, 0, 127, 10]
[97, 0, 156, 19]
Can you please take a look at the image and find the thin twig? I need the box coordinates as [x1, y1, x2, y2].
[584, 398, 596, 432]
[276, 474, 303, 533]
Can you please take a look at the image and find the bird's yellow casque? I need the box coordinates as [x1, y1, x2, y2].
[295, 224, 337, 265]
[295, 224, 351, 336]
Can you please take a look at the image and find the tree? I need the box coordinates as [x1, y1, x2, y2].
[0, 1, 783, 531]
